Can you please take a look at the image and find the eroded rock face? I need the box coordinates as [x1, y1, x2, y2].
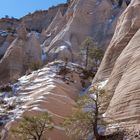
[0, 18, 19, 31]
[45, 0, 125, 62]
[0, 0, 126, 84]
[43, 9, 67, 48]
[0, 4, 68, 33]
[0, 4, 69, 85]
[94, 0, 140, 128]
[21, 4, 68, 33]
[106, 29, 140, 125]
[0, 34, 16, 58]
[0, 62, 82, 140]
[0, 32, 42, 85]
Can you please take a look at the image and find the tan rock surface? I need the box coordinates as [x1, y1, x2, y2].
[42, 9, 67, 48]
[0, 32, 42, 85]
[21, 4, 68, 33]
[45, 0, 125, 61]
[95, 0, 140, 81]
[105, 29, 140, 125]
[1, 62, 82, 140]
[0, 18, 19, 31]
[94, 0, 140, 128]
[0, 34, 16, 57]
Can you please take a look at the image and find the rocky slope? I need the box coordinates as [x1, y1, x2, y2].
[21, 3, 68, 33]
[0, 3, 68, 61]
[0, 34, 16, 58]
[0, 18, 19, 31]
[0, 25, 42, 85]
[1, 0, 139, 139]
[94, 0, 140, 132]
[44, 0, 126, 62]
[0, 0, 124, 85]
[0, 4, 68, 33]
[0, 61, 83, 140]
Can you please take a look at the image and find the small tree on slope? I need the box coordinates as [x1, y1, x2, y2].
[11, 113, 53, 140]
[80, 37, 104, 72]
[63, 84, 107, 140]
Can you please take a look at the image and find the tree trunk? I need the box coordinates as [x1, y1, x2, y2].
[93, 102, 100, 140]
[125, 0, 130, 6]
[85, 47, 89, 68]
[93, 120, 100, 140]
[118, 0, 123, 7]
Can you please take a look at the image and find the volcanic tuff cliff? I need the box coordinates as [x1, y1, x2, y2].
[0, 3, 68, 85]
[44, 0, 126, 62]
[94, 0, 140, 132]
[0, 0, 140, 139]
[0, 3, 68, 32]
[0, 3, 68, 56]
[0, 62, 83, 140]
[0, 0, 124, 85]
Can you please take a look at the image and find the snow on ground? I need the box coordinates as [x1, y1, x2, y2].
[31, 107, 48, 112]
[0, 30, 8, 37]
[0, 61, 63, 125]
[0, 61, 82, 126]
[98, 79, 108, 89]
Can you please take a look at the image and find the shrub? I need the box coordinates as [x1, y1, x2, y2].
[29, 61, 42, 71]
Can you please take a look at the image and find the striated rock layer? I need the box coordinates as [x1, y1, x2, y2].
[45, 0, 125, 61]
[0, 28, 42, 85]
[94, 0, 140, 128]
[1, 62, 82, 140]
[0, 0, 126, 85]
[0, 4, 68, 33]
[21, 4, 68, 33]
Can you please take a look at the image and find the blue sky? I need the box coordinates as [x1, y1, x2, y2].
[0, 0, 66, 19]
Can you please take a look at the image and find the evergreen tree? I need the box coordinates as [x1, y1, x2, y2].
[11, 113, 53, 140]
[63, 84, 107, 140]
[80, 37, 104, 72]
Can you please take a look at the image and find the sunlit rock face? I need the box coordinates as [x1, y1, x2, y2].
[0, 61, 82, 140]
[0, 29, 42, 85]
[0, 34, 16, 58]
[44, 0, 125, 62]
[94, 0, 140, 128]
[0, 3, 69, 85]
[0, 0, 126, 85]
[0, 18, 19, 31]
[20, 4, 68, 33]
[0, 4, 68, 33]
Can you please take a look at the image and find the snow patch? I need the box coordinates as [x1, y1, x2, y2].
[108, 123, 120, 129]
[55, 45, 67, 53]
[31, 107, 48, 112]
[98, 79, 108, 89]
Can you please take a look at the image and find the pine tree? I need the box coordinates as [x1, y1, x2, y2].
[63, 83, 107, 140]
[11, 113, 53, 140]
[80, 37, 104, 72]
